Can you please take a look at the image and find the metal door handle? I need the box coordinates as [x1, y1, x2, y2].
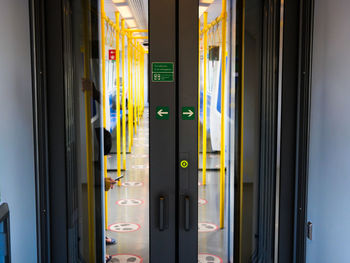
[159, 196, 165, 231]
[185, 196, 190, 231]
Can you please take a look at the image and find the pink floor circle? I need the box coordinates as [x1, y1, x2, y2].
[198, 222, 219, 233]
[122, 181, 144, 187]
[116, 199, 144, 206]
[108, 223, 141, 233]
[198, 198, 208, 206]
[111, 254, 143, 263]
[198, 253, 223, 263]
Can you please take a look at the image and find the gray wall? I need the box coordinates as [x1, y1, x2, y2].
[0, 0, 37, 262]
[307, 0, 350, 262]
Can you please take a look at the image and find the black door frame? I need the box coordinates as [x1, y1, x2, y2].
[29, 0, 315, 262]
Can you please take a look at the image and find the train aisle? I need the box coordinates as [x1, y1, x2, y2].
[198, 157, 228, 263]
[107, 109, 149, 263]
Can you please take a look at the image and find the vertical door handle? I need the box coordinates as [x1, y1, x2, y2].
[185, 196, 190, 231]
[159, 196, 165, 231]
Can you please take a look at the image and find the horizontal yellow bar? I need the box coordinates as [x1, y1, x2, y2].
[125, 29, 148, 33]
[132, 36, 148, 39]
[199, 14, 224, 35]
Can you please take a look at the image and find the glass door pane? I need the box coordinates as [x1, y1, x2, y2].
[197, 0, 234, 262]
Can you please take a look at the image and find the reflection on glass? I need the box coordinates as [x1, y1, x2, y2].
[198, 0, 233, 262]
[63, 0, 148, 261]
[101, 1, 150, 262]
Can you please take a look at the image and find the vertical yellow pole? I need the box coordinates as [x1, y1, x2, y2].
[219, 0, 227, 229]
[140, 50, 144, 116]
[133, 39, 137, 133]
[115, 12, 121, 186]
[142, 51, 145, 114]
[202, 12, 208, 186]
[121, 20, 127, 169]
[134, 42, 138, 126]
[136, 44, 140, 123]
[82, 0, 95, 261]
[100, 0, 108, 232]
[198, 20, 201, 168]
[137, 47, 142, 121]
[127, 33, 133, 151]
[139, 49, 142, 116]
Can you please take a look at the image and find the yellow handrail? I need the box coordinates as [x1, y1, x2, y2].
[200, 14, 224, 36]
[127, 33, 133, 151]
[121, 19, 127, 169]
[133, 39, 137, 133]
[202, 12, 208, 186]
[219, 0, 227, 230]
[125, 29, 148, 33]
[198, 19, 201, 170]
[82, 0, 95, 261]
[101, 1, 109, 231]
[115, 12, 122, 186]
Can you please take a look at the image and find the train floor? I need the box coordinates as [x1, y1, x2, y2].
[106, 108, 228, 263]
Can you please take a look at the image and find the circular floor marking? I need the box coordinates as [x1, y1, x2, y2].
[198, 253, 223, 263]
[122, 181, 144, 187]
[198, 222, 219, 233]
[198, 198, 208, 206]
[116, 199, 144, 206]
[131, 164, 149, 169]
[111, 254, 143, 262]
[108, 223, 141, 233]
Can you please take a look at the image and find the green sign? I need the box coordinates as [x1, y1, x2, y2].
[152, 62, 174, 82]
[156, 106, 169, 120]
[152, 62, 173, 73]
[181, 107, 195, 120]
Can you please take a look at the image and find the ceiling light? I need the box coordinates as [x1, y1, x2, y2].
[112, 0, 126, 3]
[200, 0, 214, 3]
[116, 5, 133, 19]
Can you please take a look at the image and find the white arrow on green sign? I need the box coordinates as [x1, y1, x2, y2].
[156, 106, 169, 120]
[182, 107, 195, 120]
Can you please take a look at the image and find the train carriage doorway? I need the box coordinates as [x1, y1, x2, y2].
[31, 0, 285, 262]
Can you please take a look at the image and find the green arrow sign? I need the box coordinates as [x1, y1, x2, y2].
[181, 107, 195, 120]
[156, 106, 169, 120]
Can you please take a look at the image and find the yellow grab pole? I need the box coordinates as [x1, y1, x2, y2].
[82, 0, 95, 260]
[198, 19, 201, 168]
[134, 42, 138, 126]
[138, 47, 142, 119]
[140, 50, 144, 116]
[142, 51, 145, 114]
[101, 0, 108, 232]
[136, 45, 140, 123]
[133, 39, 137, 132]
[127, 33, 133, 151]
[115, 12, 121, 186]
[219, 0, 227, 230]
[202, 12, 208, 186]
[121, 20, 127, 169]
[137, 45, 141, 122]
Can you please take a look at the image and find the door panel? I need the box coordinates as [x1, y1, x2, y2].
[178, 0, 199, 262]
[149, 0, 177, 262]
